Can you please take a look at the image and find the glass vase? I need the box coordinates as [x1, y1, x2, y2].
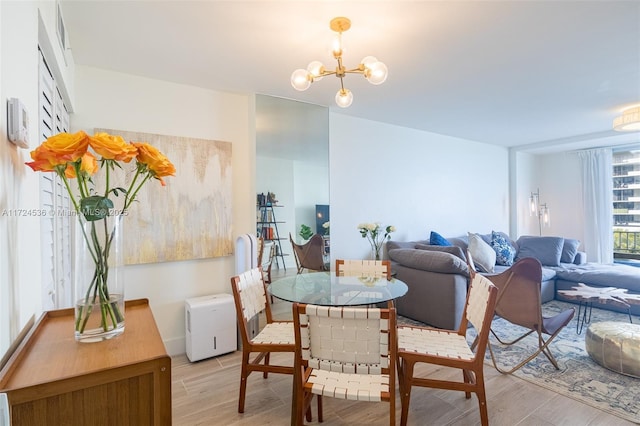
[372, 247, 381, 261]
[74, 214, 125, 342]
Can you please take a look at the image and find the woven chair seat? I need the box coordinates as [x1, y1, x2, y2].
[399, 326, 475, 360]
[251, 321, 295, 345]
[307, 369, 390, 401]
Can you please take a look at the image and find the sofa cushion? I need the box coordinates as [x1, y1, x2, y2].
[556, 263, 640, 292]
[415, 243, 466, 261]
[429, 231, 452, 246]
[468, 232, 496, 273]
[491, 231, 516, 266]
[516, 236, 564, 267]
[388, 248, 468, 275]
[561, 238, 581, 264]
[387, 240, 428, 251]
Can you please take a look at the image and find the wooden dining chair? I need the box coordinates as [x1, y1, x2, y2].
[396, 270, 498, 426]
[335, 259, 391, 279]
[230, 268, 295, 413]
[292, 303, 397, 426]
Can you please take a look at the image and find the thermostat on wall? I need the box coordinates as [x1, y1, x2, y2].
[7, 97, 29, 148]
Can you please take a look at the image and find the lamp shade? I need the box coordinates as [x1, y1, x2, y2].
[291, 69, 311, 91]
[613, 106, 640, 132]
[307, 61, 325, 81]
[335, 89, 353, 108]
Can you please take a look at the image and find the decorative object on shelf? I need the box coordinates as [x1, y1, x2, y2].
[322, 221, 330, 236]
[299, 224, 314, 240]
[26, 130, 175, 342]
[291, 17, 388, 108]
[613, 105, 640, 132]
[358, 222, 396, 260]
[529, 188, 550, 236]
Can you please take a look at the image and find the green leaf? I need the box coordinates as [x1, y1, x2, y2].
[110, 187, 128, 197]
[81, 196, 114, 221]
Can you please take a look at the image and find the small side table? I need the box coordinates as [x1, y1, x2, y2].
[558, 283, 640, 334]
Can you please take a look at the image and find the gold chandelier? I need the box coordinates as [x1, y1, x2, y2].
[290, 17, 388, 108]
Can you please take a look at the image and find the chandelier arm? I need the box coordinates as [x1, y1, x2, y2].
[343, 69, 366, 75]
[318, 70, 338, 77]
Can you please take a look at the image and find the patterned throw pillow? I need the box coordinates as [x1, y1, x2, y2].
[491, 231, 515, 266]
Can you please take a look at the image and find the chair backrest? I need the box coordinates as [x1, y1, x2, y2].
[485, 257, 543, 330]
[335, 259, 391, 279]
[293, 304, 396, 375]
[290, 233, 326, 272]
[457, 272, 498, 364]
[230, 268, 273, 344]
[464, 273, 498, 338]
[257, 236, 264, 266]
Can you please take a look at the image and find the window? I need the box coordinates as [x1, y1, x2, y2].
[613, 147, 640, 261]
[39, 49, 72, 310]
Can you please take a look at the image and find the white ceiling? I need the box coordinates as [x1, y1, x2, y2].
[59, 0, 640, 154]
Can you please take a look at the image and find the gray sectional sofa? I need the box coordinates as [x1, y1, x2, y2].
[387, 233, 640, 330]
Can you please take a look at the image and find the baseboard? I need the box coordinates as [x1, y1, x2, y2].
[163, 336, 186, 357]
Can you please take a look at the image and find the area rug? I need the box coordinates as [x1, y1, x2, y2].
[400, 301, 640, 424]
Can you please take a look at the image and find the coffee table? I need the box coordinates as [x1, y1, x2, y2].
[557, 283, 640, 334]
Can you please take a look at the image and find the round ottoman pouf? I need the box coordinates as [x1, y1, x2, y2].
[585, 321, 640, 378]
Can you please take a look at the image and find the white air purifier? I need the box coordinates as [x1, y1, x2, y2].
[185, 294, 236, 362]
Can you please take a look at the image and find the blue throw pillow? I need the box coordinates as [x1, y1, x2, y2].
[491, 231, 515, 266]
[561, 238, 580, 263]
[516, 236, 564, 266]
[430, 231, 452, 246]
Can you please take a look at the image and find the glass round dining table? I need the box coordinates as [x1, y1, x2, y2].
[267, 271, 408, 306]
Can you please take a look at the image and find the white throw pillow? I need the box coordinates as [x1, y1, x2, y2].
[468, 232, 496, 273]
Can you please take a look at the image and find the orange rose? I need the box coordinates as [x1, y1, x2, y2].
[64, 152, 99, 178]
[26, 145, 68, 172]
[132, 142, 176, 185]
[42, 131, 90, 162]
[89, 133, 138, 162]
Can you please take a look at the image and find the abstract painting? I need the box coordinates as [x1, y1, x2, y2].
[96, 128, 233, 264]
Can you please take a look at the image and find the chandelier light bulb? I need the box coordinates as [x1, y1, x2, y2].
[361, 56, 378, 69]
[291, 69, 311, 91]
[366, 61, 388, 85]
[307, 61, 325, 81]
[335, 89, 353, 108]
[331, 33, 343, 58]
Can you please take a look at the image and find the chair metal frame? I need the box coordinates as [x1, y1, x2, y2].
[230, 268, 295, 413]
[397, 270, 498, 426]
[470, 254, 575, 374]
[292, 303, 397, 426]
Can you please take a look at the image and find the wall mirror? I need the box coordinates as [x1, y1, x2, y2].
[255, 95, 329, 270]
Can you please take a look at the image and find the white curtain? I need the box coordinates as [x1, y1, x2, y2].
[578, 148, 613, 264]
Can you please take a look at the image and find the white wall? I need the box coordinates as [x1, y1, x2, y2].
[72, 65, 253, 355]
[0, 1, 74, 358]
[328, 113, 510, 260]
[514, 150, 538, 236]
[293, 160, 329, 237]
[535, 151, 585, 244]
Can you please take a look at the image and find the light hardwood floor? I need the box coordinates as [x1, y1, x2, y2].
[172, 268, 634, 426]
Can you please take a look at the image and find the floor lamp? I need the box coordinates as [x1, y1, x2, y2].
[530, 189, 551, 236]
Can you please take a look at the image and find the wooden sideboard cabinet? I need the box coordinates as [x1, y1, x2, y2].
[0, 299, 171, 425]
